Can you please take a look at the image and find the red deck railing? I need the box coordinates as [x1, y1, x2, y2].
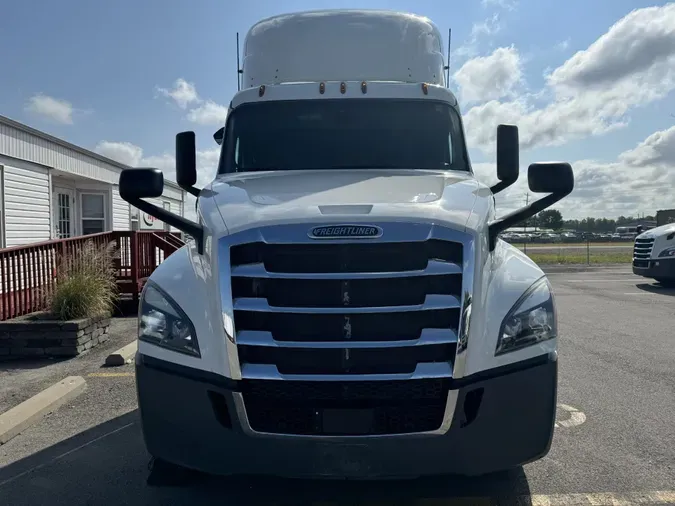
[0, 231, 184, 321]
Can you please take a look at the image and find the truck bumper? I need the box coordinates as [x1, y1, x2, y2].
[136, 352, 557, 478]
[632, 258, 675, 280]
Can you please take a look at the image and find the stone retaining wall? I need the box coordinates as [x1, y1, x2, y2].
[0, 314, 111, 358]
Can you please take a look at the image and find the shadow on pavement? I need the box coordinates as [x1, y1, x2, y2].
[636, 282, 675, 296]
[0, 356, 67, 369]
[0, 410, 532, 505]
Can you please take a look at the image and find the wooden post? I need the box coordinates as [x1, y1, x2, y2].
[130, 231, 139, 304]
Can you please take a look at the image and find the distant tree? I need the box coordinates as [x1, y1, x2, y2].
[537, 209, 564, 230]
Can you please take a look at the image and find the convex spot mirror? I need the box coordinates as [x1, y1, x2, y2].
[528, 162, 574, 194]
[176, 131, 197, 188]
[213, 127, 224, 146]
[496, 124, 519, 183]
[119, 168, 164, 200]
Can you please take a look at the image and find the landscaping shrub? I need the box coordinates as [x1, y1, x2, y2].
[49, 240, 119, 320]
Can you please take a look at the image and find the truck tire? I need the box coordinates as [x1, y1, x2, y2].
[146, 457, 204, 487]
[656, 278, 675, 288]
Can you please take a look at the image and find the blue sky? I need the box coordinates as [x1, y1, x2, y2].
[1, 0, 674, 218]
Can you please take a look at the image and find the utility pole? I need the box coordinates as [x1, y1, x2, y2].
[524, 192, 530, 232]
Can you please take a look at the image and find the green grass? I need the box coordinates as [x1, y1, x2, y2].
[515, 241, 632, 249]
[526, 251, 633, 265]
[49, 241, 119, 320]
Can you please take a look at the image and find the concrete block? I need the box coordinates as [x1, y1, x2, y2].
[105, 340, 138, 366]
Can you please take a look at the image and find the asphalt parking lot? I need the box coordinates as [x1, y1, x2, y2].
[0, 265, 674, 505]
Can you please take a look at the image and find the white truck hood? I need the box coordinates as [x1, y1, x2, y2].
[637, 222, 675, 239]
[202, 169, 493, 236]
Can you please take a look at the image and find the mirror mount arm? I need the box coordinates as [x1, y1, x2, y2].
[487, 189, 571, 251]
[127, 197, 205, 255]
[489, 178, 517, 195]
[183, 186, 201, 198]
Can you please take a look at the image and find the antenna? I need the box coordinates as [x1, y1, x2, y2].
[444, 28, 452, 88]
[236, 32, 242, 91]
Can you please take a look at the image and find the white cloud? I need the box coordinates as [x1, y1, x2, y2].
[618, 126, 675, 168]
[156, 78, 229, 126]
[25, 94, 74, 124]
[453, 14, 502, 60]
[95, 141, 143, 166]
[481, 0, 517, 11]
[186, 100, 229, 126]
[556, 39, 570, 51]
[461, 3, 675, 155]
[547, 4, 675, 92]
[474, 126, 675, 220]
[453, 46, 522, 104]
[156, 78, 200, 109]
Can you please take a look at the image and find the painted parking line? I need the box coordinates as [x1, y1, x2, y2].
[318, 491, 675, 505]
[565, 279, 640, 283]
[87, 372, 135, 378]
[555, 403, 586, 429]
[0, 422, 135, 489]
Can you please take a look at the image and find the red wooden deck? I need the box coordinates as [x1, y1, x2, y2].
[0, 231, 184, 321]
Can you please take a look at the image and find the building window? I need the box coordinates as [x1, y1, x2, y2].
[81, 193, 106, 235]
[53, 188, 75, 239]
[130, 206, 139, 231]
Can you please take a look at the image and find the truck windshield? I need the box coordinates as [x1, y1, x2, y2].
[218, 99, 470, 174]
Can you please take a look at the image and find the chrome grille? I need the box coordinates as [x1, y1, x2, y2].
[223, 224, 468, 436]
[230, 239, 462, 378]
[633, 237, 654, 260]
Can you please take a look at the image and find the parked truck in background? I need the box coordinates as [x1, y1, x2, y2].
[656, 209, 675, 227]
[119, 10, 575, 479]
[633, 209, 675, 287]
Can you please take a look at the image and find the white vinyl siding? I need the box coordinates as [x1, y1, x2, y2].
[1, 115, 186, 196]
[112, 187, 130, 231]
[163, 196, 184, 232]
[3, 164, 51, 247]
[162, 184, 184, 202]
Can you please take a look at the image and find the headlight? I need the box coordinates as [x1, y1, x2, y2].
[139, 282, 200, 357]
[658, 247, 675, 258]
[496, 277, 556, 356]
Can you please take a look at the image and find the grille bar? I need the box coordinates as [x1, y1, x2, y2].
[230, 239, 463, 273]
[231, 259, 462, 279]
[240, 362, 454, 381]
[234, 309, 459, 342]
[239, 344, 454, 375]
[236, 328, 458, 348]
[233, 294, 460, 313]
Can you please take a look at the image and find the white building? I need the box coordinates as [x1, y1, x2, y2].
[0, 115, 185, 248]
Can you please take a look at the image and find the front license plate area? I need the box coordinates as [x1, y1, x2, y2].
[322, 408, 374, 435]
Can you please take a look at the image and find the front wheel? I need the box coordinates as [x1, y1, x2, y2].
[146, 457, 205, 487]
[655, 278, 675, 288]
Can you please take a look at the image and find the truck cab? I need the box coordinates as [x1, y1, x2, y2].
[633, 223, 675, 287]
[119, 9, 574, 479]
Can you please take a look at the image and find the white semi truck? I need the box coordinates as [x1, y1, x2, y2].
[633, 223, 675, 287]
[119, 9, 574, 479]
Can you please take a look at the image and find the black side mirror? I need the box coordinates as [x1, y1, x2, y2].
[176, 131, 200, 197]
[119, 168, 164, 201]
[528, 162, 574, 194]
[118, 167, 205, 254]
[490, 124, 519, 194]
[213, 127, 224, 146]
[488, 160, 574, 251]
